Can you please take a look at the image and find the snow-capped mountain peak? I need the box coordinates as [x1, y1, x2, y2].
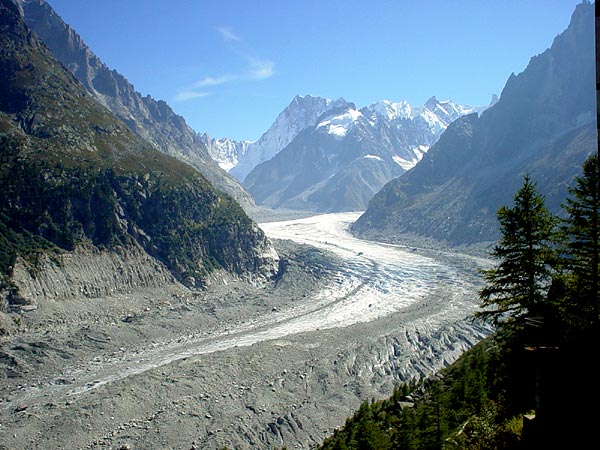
[316, 108, 363, 139]
[225, 94, 351, 180]
[205, 94, 489, 182]
[363, 96, 481, 133]
[201, 133, 251, 171]
[423, 96, 481, 123]
[242, 94, 491, 213]
[365, 100, 412, 122]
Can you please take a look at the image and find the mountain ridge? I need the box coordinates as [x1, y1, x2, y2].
[16, 0, 255, 210]
[352, 1, 596, 245]
[228, 94, 349, 181]
[242, 95, 486, 212]
[207, 94, 490, 185]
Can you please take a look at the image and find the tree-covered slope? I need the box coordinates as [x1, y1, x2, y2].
[0, 0, 278, 297]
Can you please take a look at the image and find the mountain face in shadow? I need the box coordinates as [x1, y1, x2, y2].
[352, 2, 596, 245]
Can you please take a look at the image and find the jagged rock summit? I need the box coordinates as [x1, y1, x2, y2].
[0, 0, 279, 310]
[201, 134, 251, 172]
[352, 1, 596, 245]
[207, 95, 349, 181]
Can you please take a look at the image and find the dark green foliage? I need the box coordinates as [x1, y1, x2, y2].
[477, 176, 556, 335]
[0, 152, 262, 286]
[557, 153, 599, 333]
[319, 340, 523, 450]
[0, 212, 55, 285]
[1, 162, 120, 250]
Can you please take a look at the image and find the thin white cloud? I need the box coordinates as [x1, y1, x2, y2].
[192, 75, 234, 88]
[216, 26, 242, 43]
[174, 90, 210, 101]
[248, 58, 274, 80]
[174, 27, 274, 102]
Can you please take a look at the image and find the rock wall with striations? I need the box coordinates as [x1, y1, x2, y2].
[9, 243, 175, 306]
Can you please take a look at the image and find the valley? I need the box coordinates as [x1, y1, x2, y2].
[0, 1, 594, 449]
[0, 213, 491, 449]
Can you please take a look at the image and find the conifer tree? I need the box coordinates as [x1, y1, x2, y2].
[559, 153, 599, 329]
[477, 175, 556, 334]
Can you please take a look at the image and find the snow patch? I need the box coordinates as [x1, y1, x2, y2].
[362, 154, 383, 161]
[218, 160, 237, 171]
[392, 145, 429, 171]
[419, 108, 446, 134]
[317, 109, 363, 139]
[367, 100, 412, 121]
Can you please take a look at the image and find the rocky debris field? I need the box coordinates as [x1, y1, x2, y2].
[0, 215, 491, 449]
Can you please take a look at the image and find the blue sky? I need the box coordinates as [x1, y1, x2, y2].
[46, 0, 583, 141]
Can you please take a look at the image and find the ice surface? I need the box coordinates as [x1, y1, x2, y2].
[259, 212, 475, 329]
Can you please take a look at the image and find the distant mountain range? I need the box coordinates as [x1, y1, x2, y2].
[11, 0, 593, 252]
[206, 94, 491, 181]
[352, 1, 596, 245]
[16, 0, 255, 210]
[17, 0, 496, 217]
[239, 95, 490, 212]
